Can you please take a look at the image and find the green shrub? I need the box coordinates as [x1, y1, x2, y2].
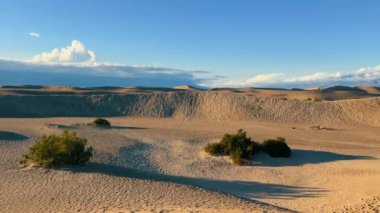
[204, 129, 259, 164]
[20, 131, 93, 168]
[204, 143, 225, 155]
[230, 147, 244, 165]
[94, 118, 111, 126]
[261, 137, 291, 158]
[205, 130, 292, 165]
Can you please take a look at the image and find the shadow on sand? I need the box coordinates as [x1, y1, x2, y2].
[0, 131, 29, 141]
[251, 149, 375, 167]
[109, 126, 147, 130]
[63, 150, 374, 211]
[66, 162, 327, 201]
[49, 124, 147, 131]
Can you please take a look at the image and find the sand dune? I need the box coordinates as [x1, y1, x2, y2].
[0, 117, 379, 212]
[0, 86, 380, 212]
[0, 87, 379, 126]
[173, 85, 202, 90]
[356, 86, 380, 94]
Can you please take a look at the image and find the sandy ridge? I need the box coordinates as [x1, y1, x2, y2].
[0, 91, 379, 126]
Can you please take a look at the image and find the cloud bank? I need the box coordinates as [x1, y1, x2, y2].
[221, 73, 284, 87]
[0, 58, 211, 87]
[216, 67, 380, 88]
[0, 40, 212, 87]
[1, 39, 379, 88]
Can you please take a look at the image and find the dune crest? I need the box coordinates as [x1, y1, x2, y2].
[0, 88, 379, 126]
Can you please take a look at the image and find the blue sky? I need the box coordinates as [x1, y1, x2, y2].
[0, 0, 379, 87]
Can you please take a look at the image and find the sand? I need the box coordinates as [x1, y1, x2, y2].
[0, 86, 379, 212]
[0, 87, 379, 126]
[0, 117, 379, 212]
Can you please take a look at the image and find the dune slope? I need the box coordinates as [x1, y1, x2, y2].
[0, 91, 379, 126]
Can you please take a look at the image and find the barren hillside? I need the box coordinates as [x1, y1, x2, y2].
[0, 87, 379, 126]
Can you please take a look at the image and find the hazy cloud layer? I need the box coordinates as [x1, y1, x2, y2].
[217, 66, 380, 88]
[0, 58, 211, 87]
[0, 40, 214, 87]
[1, 40, 379, 88]
[221, 73, 284, 87]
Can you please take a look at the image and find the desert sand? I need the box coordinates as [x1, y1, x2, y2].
[0, 86, 379, 212]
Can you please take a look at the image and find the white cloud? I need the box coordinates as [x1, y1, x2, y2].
[0, 40, 211, 87]
[246, 73, 284, 84]
[355, 65, 380, 77]
[2, 39, 379, 88]
[284, 72, 342, 82]
[29, 32, 40, 38]
[215, 73, 284, 87]
[32, 40, 96, 65]
[216, 66, 380, 88]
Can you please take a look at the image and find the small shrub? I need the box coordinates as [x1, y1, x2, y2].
[230, 147, 244, 165]
[94, 118, 111, 127]
[313, 98, 322, 102]
[204, 129, 259, 165]
[204, 143, 225, 155]
[204, 130, 293, 165]
[261, 137, 291, 158]
[20, 131, 93, 168]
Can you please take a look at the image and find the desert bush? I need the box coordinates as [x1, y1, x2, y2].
[94, 118, 111, 126]
[205, 130, 292, 165]
[204, 143, 225, 155]
[20, 131, 93, 168]
[204, 129, 259, 164]
[230, 147, 244, 165]
[261, 137, 291, 158]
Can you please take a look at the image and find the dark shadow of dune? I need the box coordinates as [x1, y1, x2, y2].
[110, 126, 147, 130]
[45, 124, 79, 130]
[58, 149, 373, 211]
[91, 125, 148, 130]
[192, 179, 328, 200]
[0, 131, 29, 141]
[10, 90, 77, 95]
[251, 149, 375, 167]
[47, 123, 147, 130]
[1, 85, 44, 89]
[309, 126, 337, 131]
[66, 162, 327, 201]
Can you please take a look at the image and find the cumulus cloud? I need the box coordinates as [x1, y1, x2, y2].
[29, 32, 40, 38]
[32, 40, 96, 65]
